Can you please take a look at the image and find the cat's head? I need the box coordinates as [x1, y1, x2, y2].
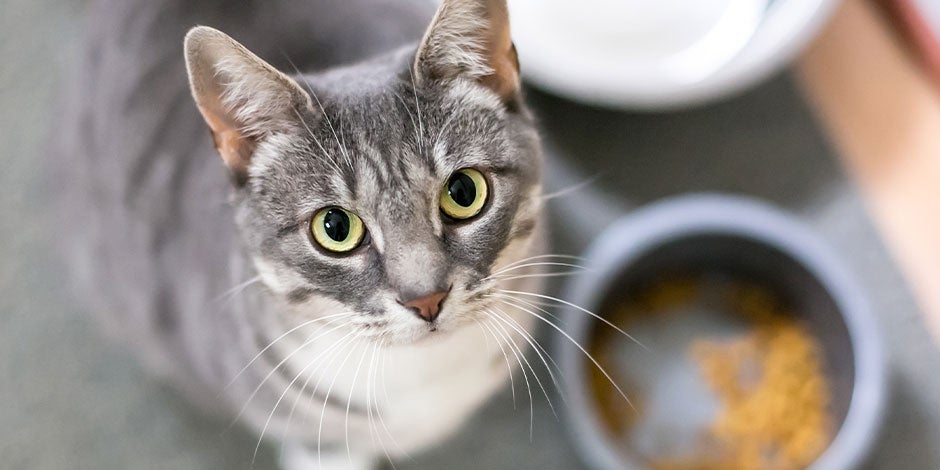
[184, 0, 541, 344]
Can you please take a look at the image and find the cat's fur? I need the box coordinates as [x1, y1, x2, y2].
[57, 0, 544, 468]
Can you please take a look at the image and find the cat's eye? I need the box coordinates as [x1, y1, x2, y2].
[310, 207, 366, 253]
[440, 168, 488, 220]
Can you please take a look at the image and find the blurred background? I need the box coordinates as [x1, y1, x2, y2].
[2, 0, 939, 468]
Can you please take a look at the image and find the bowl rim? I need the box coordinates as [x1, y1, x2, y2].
[509, 0, 843, 110]
[556, 194, 887, 470]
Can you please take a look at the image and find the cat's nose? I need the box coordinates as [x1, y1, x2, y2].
[399, 290, 449, 323]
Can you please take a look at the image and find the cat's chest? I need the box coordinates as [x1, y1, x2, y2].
[288, 324, 499, 399]
[285, 322, 509, 442]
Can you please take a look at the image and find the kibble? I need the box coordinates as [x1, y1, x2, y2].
[592, 277, 834, 470]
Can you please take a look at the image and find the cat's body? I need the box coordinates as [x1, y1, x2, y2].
[57, 0, 545, 468]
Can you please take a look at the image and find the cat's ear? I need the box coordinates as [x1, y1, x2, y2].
[184, 26, 313, 185]
[414, 0, 520, 103]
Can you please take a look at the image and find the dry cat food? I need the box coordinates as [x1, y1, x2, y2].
[591, 276, 834, 470]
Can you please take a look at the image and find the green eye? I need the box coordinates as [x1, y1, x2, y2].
[310, 207, 366, 253]
[440, 168, 488, 220]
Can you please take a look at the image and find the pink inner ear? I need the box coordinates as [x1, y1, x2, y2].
[199, 103, 255, 182]
[478, 0, 520, 101]
[480, 37, 520, 101]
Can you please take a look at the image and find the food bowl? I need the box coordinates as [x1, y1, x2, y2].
[557, 194, 886, 469]
[508, 0, 842, 109]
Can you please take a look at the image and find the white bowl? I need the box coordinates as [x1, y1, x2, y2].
[508, 0, 842, 109]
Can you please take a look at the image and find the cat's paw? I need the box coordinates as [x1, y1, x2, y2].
[280, 444, 374, 470]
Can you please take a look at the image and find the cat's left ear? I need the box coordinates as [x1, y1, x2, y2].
[184, 26, 313, 185]
[414, 0, 520, 103]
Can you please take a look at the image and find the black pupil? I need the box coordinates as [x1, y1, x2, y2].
[448, 172, 477, 207]
[323, 209, 351, 242]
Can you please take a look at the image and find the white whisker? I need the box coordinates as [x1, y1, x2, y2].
[434, 108, 459, 148]
[317, 336, 363, 468]
[472, 318, 493, 354]
[487, 310, 557, 421]
[298, 331, 363, 433]
[407, 67, 425, 154]
[490, 307, 566, 408]
[224, 312, 355, 392]
[230, 319, 349, 427]
[486, 261, 587, 280]
[280, 54, 349, 176]
[344, 341, 372, 465]
[364, 340, 381, 457]
[539, 174, 600, 201]
[492, 296, 637, 412]
[488, 270, 584, 283]
[212, 275, 262, 305]
[301, 73, 352, 170]
[488, 262, 586, 285]
[292, 107, 346, 177]
[278, 330, 359, 461]
[496, 290, 648, 351]
[255, 330, 358, 464]
[389, 88, 421, 154]
[477, 317, 516, 408]
[376, 340, 410, 461]
[491, 254, 585, 274]
[482, 317, 534, 440]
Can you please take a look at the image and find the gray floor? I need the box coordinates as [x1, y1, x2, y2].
[2, 1, 939, 469]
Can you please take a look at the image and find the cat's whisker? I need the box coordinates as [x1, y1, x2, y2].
[487, 261, 587, 279]
[292, 107, 346, 177]
[339, 112, 349, 163]
[306, 81, 353, 170]
[496, 289, 648, 351]
[363, 340, 382, 460]
[477, 318, 517, 408]
[298, 331, 365, 435]
[490, 295, 637, 412]
[280, 55, 347, 173]
[376, 339, 410, 462]
[224, 312, 355, 392]
[482, 316, 534, 440]
[472, 318, 493, 354]
[488, 270, 584, 283]
[486, 310, 557, 422]
[491, 254, 586, 274]
[539, 174, 601, 202]
[281, 53, 353, 174]
[230, 319, 350, 428]
[490, 307, 566, 408]
[434, 108, 459, 148]
[389, 88, 421, 151]
[317, 335, 363, 468]
[255, 330, 359, 464]
[344, 341, 372, 466]
[487, 260, 587, 283]
[369, 341, 396, 470]
[406, 67, 425, 153]
[278, 329, 358, 462]
[212, 275, 263, 305]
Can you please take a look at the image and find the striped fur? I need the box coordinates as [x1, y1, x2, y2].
[56, 0, 544, 468]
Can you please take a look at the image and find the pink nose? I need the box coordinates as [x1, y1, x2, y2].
[400, 291, 448, 322]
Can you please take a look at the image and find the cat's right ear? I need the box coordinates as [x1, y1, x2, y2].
[414, 0, 520, 103]
[184, 26, 313, 185]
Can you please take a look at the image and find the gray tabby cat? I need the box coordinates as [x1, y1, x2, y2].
[59, 0, 544, 468]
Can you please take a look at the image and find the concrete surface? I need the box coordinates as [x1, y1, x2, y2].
[2, 1, 938, 469]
